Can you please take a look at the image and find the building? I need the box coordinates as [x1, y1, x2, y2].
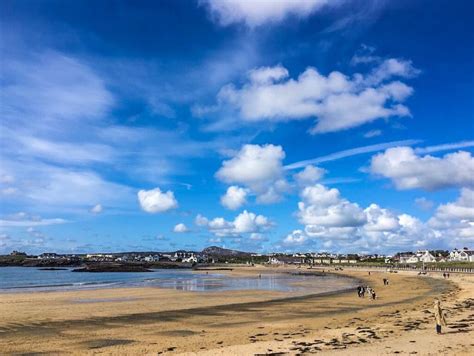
[86, 254, 114, 261]
[172, 251, 196, 262]
[144, 254, 161, 262]
[398, 253, 414, 263]
[182, 255, 198, 263]
[38, 253, 60, 260]
[267, 255, 304, 265]
[397, 250, 436, 264]
[418, 250, 437, 263]
[450, 248, 474, 262]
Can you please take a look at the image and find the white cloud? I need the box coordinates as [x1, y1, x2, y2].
[255, 179, 290, 204]
[298, 184, 366, 227]
[370, 147, 474, 190]
[0, 215, 67, 227]
[350, 45, 379, 65]
[433, 188, 474, 221]
[14, 135, 115, 165]
[90, 204, 103, 214]
[284, 139, 421, 170]
[220, 186, 248, 210]
[249, 64, 289, 84]
[1, 51, 113, 126]
[206, 58, 418, 133]
[234, 210, 270, 233]
[173, 223, 189, 233]
[195, 214, 209, 227]
[196, 210, 272, 238]
[201, 0, 331, 27]
[415, 197, 434, 211]
[0, 158, 135, 212]
[1, 50, 250, 219]
[363, 204, 399, 231]
[283, 229, 308, 246]
[216, 144, 285, 187]
[364, 58, 420, 86]
[429, 188, 474, 243]
[294, 165, 326, 185]
[363, 129, 382, 138]
[414, 140, 474, 155]
[216, 144, 288, 203]
[137, 187, 178, 213]
[283, 183, 448, 253]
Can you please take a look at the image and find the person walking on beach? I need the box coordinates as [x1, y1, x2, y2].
[434, 299, 447, 334]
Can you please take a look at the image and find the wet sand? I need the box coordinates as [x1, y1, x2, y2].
[0, 267, 472, 355]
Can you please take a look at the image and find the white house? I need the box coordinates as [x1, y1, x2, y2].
[401, 251, 437, 264]
[419, 250, 437, 263]
[182, 255, 198, 263]
[267, 257, 283, 264]
[450, 248, 474, 262]
[406, 255, 420, 264]
[398, 253, 413, 263]
[38, 253, 59, 260]
[144, 255, 161, 262]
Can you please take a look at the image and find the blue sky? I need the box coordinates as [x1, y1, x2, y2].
[1, 0, 473, 255]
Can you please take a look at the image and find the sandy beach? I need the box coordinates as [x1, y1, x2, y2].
[0, 267, 472, 355]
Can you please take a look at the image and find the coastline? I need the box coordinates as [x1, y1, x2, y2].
[0, 266, 472, 355]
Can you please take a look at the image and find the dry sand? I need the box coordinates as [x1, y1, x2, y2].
[0, 267, 472, 355]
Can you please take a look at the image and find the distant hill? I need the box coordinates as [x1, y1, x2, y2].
[201, 246, 250, 256]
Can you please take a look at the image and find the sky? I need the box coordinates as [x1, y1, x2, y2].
[0, 0, 473, 255]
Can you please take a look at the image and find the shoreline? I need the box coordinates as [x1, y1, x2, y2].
[0, 266, 358, 295]
[0, 266, 472, 355]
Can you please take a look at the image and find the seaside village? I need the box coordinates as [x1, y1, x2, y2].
[6, 246, 474, 266]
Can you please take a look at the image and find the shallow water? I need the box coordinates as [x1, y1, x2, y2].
[0, 266, 356, 293]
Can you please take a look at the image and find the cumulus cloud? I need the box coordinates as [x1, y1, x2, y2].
[202, 57, 418, 134]
[363, 204, 399, 231]
[195, 210, 272, 238]
[294, 165, 326, 185]
[283, 183, 451, 253]
[298, 184, 366, 227]
[90, 204, 103, 214]
[428, 189, 474, 243]
[216, 144, 285, 186]
[173, 223, 189, 233]
[432, 188, 474, 221]
[200, 0, 331, 27]
[137, 187, 178, 213]
[220, 186, 248, 210]
[370, 147, 474, 190]
[216, 144, 288, 203]
[283, 229, 308, 246]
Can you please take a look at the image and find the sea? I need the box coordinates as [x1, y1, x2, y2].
[0, 266, 357, 293]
